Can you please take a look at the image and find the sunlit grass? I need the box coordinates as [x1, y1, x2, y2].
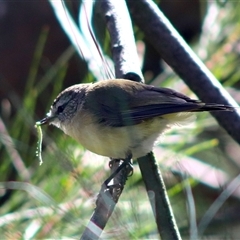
[1, 1, 240, 239]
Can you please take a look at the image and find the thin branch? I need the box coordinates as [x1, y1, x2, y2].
[138, 153, 182, 240]
[126, 0, 240, 145]
[80, 160, 131, 240]
[98, 0, 143, 81]
[81, 0, 143, 238]
[91, 1, 181, 240]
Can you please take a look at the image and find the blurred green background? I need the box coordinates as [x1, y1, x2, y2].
[1, 0, 240, 239]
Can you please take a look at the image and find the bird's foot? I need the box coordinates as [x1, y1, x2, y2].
[104, 153, 133, 188]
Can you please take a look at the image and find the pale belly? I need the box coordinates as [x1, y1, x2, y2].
[65, 117, 169, 159]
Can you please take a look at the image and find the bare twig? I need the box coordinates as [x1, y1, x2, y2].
[88, 0, 181, 239]
[82, 0, 191, 238]
[80, 160, 131, 240]
[81, 1, 143, 238]
[98, 0, 143, 81]
[138, 153, 182, 240]
[84, 1, 182, 240]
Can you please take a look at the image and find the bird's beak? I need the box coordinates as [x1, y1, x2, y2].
[36, 115, 56, 126]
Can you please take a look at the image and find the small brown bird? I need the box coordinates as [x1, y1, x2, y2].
[38, 79, 233, 159]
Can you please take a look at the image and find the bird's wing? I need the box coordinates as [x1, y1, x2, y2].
[85, 80, 231, 127]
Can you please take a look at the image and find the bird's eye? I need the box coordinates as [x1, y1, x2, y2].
[57, 105, 64, 113]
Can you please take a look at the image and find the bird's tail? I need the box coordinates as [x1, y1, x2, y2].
[192, 103, 235, 112]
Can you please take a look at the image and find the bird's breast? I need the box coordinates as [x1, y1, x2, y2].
[63, 111, 170, 159]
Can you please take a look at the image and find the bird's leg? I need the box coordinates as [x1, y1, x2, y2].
[104, 152, 133, 187]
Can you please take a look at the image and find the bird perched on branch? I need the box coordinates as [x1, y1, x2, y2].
[38, 79, 234, 160]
